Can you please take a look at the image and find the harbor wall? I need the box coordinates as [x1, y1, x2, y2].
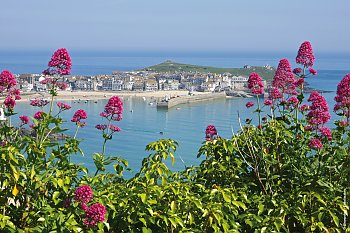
[157, 92, 226, 109]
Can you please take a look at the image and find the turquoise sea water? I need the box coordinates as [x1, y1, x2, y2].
[3, 52, 350, 174]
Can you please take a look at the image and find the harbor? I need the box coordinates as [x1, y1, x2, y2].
[156, 92, 227, 109]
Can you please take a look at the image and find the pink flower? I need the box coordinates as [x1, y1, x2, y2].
[0, 70, 17, 90]
[263, 99, 273, 106]
[307, 91, 330, 127]
[205, 125, 217, 140]
[309, 138, 323, 149]
[319, 127, 332, 141]
[81, 203, 89, 212]
[72, 109, 87, 120]
[95, 124, 107, 130]
[287, 96, 299, 106]
[246, 101, 254, 108]
[74, 185, 93, 204]
[296, 41, 315, 67]
[99, 112, 108, 118]
[294, 78, 304, 87]
[4, 96, 16, 109]
[56, 82, 68, 90]
[57, 102, 71, 111]
[40, 77, 50, 84]
[43, 48, 72, 75]
[309, 68, 317, 75]
[112, 115, 122, 121]
[293, 68, 302, 74]
[269, 88, 282, 100]
[102, 96, 124, 117]
[248, 72, 264, 95]
[299, 104, 310, 111]
[272, 59, 295, 93]
[34, 111, 44, 120]
[30, 99, 49, 107]
[83, 203, 106, 228]
[334, 74, 350, 114]
[10, 89, 21, 100]
[305, 125, 313, 131]
[19, 115, 29, 125]
[108, 125, 121, 132]
[339, 120, 348, 127]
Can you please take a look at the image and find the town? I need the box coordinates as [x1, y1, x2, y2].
[15, 65, 270, 96]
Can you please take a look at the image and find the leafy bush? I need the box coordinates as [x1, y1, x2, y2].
[1, 43, 350, 232]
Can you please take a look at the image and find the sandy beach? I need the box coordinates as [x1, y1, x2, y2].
[16, 90, 208, 102]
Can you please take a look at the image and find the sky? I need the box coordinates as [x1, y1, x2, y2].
[1, 0, 350, 53]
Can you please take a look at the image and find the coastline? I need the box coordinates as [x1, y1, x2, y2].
[15, 90, 210, 103]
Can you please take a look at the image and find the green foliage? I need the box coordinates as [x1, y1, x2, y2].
[2, 68, 350, 232]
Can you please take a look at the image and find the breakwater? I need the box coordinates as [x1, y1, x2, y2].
[156, 92, 226, 109]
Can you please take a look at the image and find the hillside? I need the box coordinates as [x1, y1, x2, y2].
[143, 60, 276, 81]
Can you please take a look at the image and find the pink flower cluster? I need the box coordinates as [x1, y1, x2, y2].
[306, 91, 331, 127]
[19, 115, 29, 126]
[309, 138, 323, 149]
[205, 125, 218, 141]
[74, 185, 106, 228]
[72, 109, 88, 127]
[296, 41, 315, 68]
[43, 48, 72, 75]
[74, 185, 93, 204]
[246, 101, 254, 108]
[95, 124, 121, 132]
[0, 70, 21, 109]
[34, 111, 44, 120]
[272, 59, 296, 95]
[40, 78, 69, 91]
[305, 91, 332, 149]
[83, 203, 107, 228]
[30, 99, 49, 107]
[57, 102, 71, 111]
[0, 70, 17, 90]
[319, 126, 332, 141]
[263, 99, 273, 106]
[247, 72, 264, 95]
[287, 96, 299, 107]
[103, 96, 124, 117]
[269, 88, 283, 100]
[334, 73, 350, 116]
[97, 96, 123, 136]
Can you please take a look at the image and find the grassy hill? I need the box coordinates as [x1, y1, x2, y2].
[143, 60, 276, 81]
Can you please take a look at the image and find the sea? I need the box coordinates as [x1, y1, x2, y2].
[1, 51, 350, 175]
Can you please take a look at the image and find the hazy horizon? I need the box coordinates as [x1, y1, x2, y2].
[1, 0, 350, 53]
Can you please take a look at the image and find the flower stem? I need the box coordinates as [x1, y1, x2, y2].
[256, 95, 261, 127]
[73, 125, 80, 139]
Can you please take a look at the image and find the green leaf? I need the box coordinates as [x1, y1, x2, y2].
[222, 190, 231, 203]
[142, 227, 152, 233]
[139, 218, 147, 227]
[53, 191, 60, 204]
[170, 200, 176, 211]
[328, 210, 339, 227]
[138, 193, 147, 203]
[57, 178, 64, 187]
[258, 203, 264, 215]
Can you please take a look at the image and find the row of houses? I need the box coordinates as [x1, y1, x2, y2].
[15, 71, 252, 93]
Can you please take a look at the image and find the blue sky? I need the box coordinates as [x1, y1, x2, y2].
[1, 0, 349, 53]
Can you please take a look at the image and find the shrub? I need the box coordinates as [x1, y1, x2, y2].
[1, 42, 350, 232]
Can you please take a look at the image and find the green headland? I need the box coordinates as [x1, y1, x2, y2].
[143, 60, 276, 81]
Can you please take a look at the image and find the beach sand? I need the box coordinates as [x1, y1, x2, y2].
[16, 90, 208, 102]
